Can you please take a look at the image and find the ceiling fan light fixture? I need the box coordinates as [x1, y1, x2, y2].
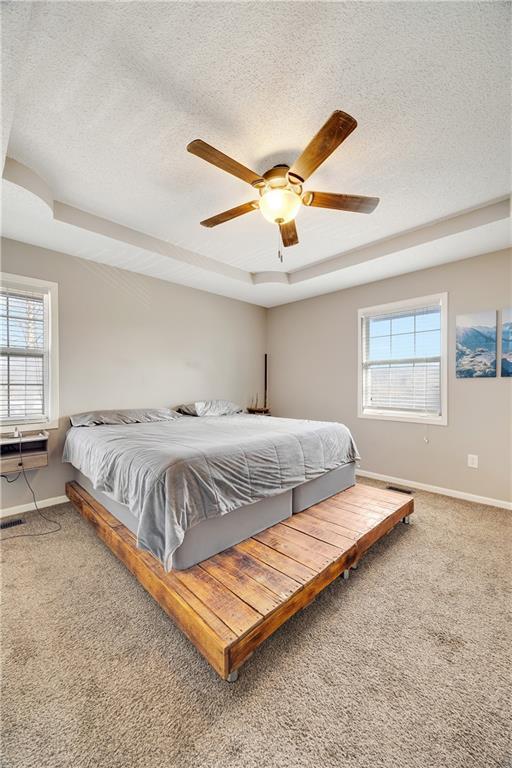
[259, 188, 301, 224]
[188, 110, 379, 250]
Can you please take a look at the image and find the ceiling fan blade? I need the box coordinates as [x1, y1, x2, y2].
[288, 111, 357, 184]
[279, 220, 299, 247]
[200, 201, 259, 228]
[187, 139, 264, 187]
[302, 191, 379, 213]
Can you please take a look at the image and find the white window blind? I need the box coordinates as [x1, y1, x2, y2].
[0, 286, 48, 423]
[359, 294, 447, 423]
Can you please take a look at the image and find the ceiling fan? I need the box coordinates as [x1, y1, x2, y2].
[187, 110, 379, 252]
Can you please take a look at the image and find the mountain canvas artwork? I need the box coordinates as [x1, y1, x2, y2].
[502, 308, 512, 377]
[456, 311, 497, 378]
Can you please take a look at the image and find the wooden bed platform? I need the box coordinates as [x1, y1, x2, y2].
[66, 481, 413, 681]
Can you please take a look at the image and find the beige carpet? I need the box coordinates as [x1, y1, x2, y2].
[1, 480, 510, 768]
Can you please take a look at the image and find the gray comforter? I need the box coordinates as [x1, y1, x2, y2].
[63, 415, 359, 570]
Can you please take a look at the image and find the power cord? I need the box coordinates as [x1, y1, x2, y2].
[2, 472, 21, 483]
[0, 436, 62, 541]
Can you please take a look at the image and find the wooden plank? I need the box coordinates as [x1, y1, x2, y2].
[235, 538, 315, 585]
[347, 484, 408, 505]
[281, 513, 356, 550]
[228, 546, 357, 671]
[324, 495, 388, 520]
[67, 483, 119, 539]
[331, 491, 398, 515]
[254, 524, 341, 572]
[323, 495, 386, 522]
[66, 483, 229, 678]
[348, 483, 400, 499]
[67, 481, 123, 529]
[352, 491, 401, 509]
[356, 499, 414, 556]
[336, 496, 395, 515]
[302, 506, 360, 540]
[355, 484, 409, 501]
[315, 500, 376, 533]
[216, 546, 300, 600]
[264, 522, 343, 560]
[200, 555, 283, 615]
[174, 565, 262, 636]
[115, 527, 237, 646]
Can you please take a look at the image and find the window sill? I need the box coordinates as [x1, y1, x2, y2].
[0, 419, 60, 435]
[358, 410, 447, 426]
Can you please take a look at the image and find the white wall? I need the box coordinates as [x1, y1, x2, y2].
[1, 238, 267, 511]
[268, 249, 512, 505]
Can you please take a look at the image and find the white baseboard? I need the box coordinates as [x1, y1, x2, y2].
[356, 469, 512, 511]
[0, 494, 69, 519]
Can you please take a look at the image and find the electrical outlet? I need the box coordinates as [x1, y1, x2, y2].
[467, 454, 478, 469]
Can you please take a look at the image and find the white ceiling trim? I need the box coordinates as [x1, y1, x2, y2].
[290, 198, 511, 284]
[2, 157, 250, 285]
[3, 157, 510, 304]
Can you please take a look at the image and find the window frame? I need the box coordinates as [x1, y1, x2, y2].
[357, 292, 448, 426]
[0, 272, 59, 433]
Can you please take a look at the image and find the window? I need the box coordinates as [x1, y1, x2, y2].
[358, 293, 447, 425]
[0, 273, 59, 431]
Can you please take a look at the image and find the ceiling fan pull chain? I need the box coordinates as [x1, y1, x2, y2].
[277, 227, 283, 263]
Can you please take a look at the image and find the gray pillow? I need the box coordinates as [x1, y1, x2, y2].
[70, 408, 181, 427]
[176, 400, 244, 417]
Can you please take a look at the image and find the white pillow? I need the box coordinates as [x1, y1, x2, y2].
[70, 408, 181, 427]
[176, 400, 244, 417]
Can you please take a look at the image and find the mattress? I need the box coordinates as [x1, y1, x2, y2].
[63, 414, 359, 570]
[77, 471, 293, 569]
[292, 461, 355, 513]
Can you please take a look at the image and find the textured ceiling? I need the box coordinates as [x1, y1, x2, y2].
[1, 1, 511, 303]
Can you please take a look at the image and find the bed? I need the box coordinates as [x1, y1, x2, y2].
[63, 412, 359, 570]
